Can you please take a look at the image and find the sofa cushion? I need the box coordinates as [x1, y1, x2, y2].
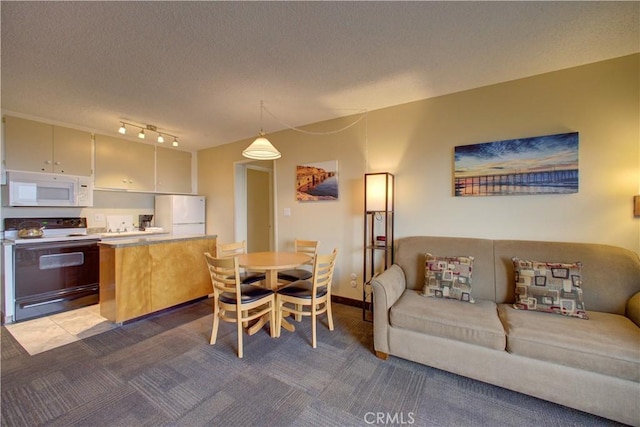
[422, 254, 474, 303]
[390, 290, 506, 351]
[498, 304, 640, 382]
[512, 258, 588, 319]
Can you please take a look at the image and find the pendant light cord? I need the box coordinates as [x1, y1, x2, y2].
[262, 104, 367, 136]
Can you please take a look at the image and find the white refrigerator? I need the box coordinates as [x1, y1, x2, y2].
[155, 195, 206, 236]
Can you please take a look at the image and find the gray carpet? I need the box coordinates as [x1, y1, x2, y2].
[1, 300, 623, 426]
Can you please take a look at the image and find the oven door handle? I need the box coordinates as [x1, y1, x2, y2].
[14, 240, 100, 251]
[22, 298, 66, 309]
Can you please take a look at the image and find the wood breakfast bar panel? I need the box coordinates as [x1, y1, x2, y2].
[99, 245, 152, 323]
[149, 239, 214, 312]
[99, 235, 216, 323]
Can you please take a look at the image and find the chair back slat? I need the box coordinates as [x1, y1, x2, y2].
[295, 239, 319, 265]
[312, 249, 338, 293]
[217, 241, 247, 258]
[205, 252, 240, 294]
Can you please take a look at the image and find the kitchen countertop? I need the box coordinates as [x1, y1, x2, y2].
[98, 230, 170, 239]
[98, 234, 217, 248]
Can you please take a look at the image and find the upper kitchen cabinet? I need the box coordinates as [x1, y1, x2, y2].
[156, 147, 192, 194]
[94, 134, 155, 191]
[3, 116, 92, 176]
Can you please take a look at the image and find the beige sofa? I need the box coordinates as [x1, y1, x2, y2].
[371, 236, 640, 426]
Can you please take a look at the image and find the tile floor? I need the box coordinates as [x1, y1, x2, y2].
[4, 304, 117, 355]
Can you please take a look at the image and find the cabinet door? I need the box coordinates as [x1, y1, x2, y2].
[156, 147, 192, 193]
[125, 141, 155, 191]
[94, 134, 155, 191]
[4, 116, 54, 172]
[52, 126, 93, 176]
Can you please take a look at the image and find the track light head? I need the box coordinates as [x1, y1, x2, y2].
[118, 121, 179, 146]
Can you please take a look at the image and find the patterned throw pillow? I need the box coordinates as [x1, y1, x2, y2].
[512, 257, 588, 319]
[422, 254, 474, 303]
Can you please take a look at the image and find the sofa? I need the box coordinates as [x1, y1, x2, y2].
[371, 236, 640, 426]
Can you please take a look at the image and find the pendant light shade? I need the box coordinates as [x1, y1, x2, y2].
[243, 100, 281, 160]
[243, 131, 281, 160]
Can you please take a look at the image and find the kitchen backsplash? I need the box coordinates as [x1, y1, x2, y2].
[1, 190, 154, 231]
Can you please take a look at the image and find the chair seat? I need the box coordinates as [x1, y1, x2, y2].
[277, 269, 313, 282]
[220, 285, 274, 304]
[277, 280, 328, 299]
[240, 272, 266, 284]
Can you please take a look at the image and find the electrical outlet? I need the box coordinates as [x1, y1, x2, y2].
[94, 213, 105, 222]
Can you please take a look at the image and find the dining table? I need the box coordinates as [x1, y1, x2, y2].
[236, 251, 312, 335]
[236, 251, 312, 290]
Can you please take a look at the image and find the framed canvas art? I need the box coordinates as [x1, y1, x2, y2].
[454, 132, 579, 196]
[296, 160, 338, 201]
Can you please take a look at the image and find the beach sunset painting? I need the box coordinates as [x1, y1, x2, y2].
[454, 132, 579, 196]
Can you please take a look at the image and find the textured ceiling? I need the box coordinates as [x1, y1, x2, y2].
[1, 1, 638, 152]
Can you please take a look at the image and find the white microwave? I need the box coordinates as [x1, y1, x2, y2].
[6, 171, 93, 207]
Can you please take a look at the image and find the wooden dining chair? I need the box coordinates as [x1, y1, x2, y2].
[217, 240, 266, 284]
[277, 239, 319, 283]
[204, 252, 276, 358]
[275, 248, 338, 348]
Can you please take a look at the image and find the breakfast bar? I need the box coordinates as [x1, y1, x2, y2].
[99, 234, 217, 323]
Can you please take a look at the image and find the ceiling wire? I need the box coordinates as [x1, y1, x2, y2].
[262, 104, 367, 136]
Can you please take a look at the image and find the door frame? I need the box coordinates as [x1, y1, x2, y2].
[233, 160, 277, 250]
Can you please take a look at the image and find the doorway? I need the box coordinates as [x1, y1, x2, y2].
[234, 161, 275, 252]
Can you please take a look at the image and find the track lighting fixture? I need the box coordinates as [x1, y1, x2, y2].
[118, 121, 179, 147]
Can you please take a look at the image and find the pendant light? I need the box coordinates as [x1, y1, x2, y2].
[242, 101, 281, 160]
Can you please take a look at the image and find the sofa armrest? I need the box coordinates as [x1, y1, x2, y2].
[371, 264, 407, 355]
[626, 291, 640, 327]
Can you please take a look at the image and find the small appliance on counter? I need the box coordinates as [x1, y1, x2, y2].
[139, 214, 153, 230]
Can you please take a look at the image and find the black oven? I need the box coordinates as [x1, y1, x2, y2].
[13, 240, 99, 321]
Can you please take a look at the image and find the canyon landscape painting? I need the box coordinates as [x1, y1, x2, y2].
[296, 160, 339, 201]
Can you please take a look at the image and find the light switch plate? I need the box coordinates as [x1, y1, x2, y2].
[283, 208, 291, 217]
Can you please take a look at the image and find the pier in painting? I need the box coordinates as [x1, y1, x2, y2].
[455, 168, 578, 196]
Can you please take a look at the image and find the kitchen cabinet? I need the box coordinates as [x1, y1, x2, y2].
[156, 146, 192, 193]
[99, 235, 216, 323]
[3, 116, 92, 176]
[94, 134, 155, 191]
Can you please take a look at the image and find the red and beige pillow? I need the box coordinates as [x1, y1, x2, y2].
[422, 254, 475, 303]
[512, 257, 588, 319]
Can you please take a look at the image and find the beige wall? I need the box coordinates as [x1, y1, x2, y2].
[198, 54, 640, 301]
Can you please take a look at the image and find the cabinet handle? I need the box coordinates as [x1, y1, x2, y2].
[55, 161, 61, 165]
[45, 160, 52, 164]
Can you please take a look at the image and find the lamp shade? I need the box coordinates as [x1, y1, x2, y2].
[365, 172, 394, 212]
[242, 133, 281, 160]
